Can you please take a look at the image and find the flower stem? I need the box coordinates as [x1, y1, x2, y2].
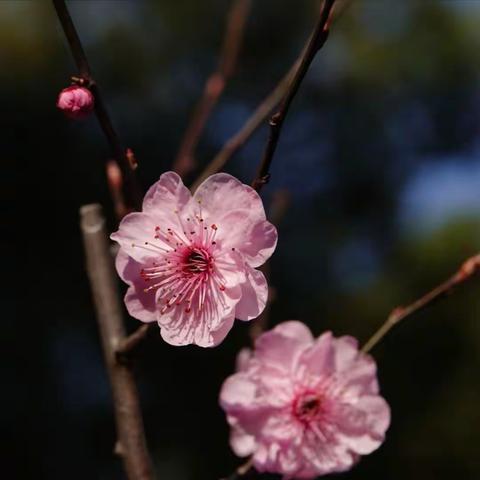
[362, 254, 480, 354]
[116, 324, 152, 359]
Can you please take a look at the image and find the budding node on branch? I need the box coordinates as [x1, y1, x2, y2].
[126, 148, 138, 170]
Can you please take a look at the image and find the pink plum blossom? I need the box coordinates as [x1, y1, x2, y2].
[220, 321, 390, 478]
[56, 85, 94, 118]
[111, 172, 277, 347]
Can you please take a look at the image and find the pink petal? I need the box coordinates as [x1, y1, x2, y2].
[193, 173, 266, 221]
[209, 314, 236, 346]
[124, 286, 157, 323]
[220, 373, 258, 410]
[142, 171, 191, 213]
[158, 285, 241, 348]
[333, 396, 390, 455]
[235, 267, 268, 321]
[115, 250, 157, 322]
[300, 437, 358, 476]
[296, 331, 335, 376]
[216, 209, 277, 268]
[334, 337, 379, 395]
[254, 321, 313, 371]
[356, 395, 391, 441]
[272, 321, 314, 343]
[230, 424, 256, 457]
[260, 412, 302, 443]
[159, 311, 235, 347]
[215, 250, 247, 288]
[110, 212, 158, 263]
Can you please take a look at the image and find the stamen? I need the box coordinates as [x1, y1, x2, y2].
[138, 217, 229, 323]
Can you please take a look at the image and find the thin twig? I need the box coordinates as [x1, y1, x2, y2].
[251, 0, 337, 192]
[106, 160, 130, 220]
[80, 204, 155, 480]
[362, 254, 480, 354]
[52, 0, 143, 210]
[117, 324, 152, 359]
[222, 457, 254, 480]
[192, 0, 358, 191]
[173, 0, 252, 177]
[190, 63, 298, 192]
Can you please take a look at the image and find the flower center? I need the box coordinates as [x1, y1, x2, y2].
[135, 215, 227, 315]
[293, 391, 322, 423]
[184, 247, 211, 274]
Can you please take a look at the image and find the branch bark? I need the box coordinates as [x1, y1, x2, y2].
[52, 0, 143, 211]
[80, 204, 154, 480]
[117, 324, 152, 359]
[106, 160, 130, 220]
[251, 0, 337, 192]
[190, 63, 298, 192]
[173, 0, 252, 177]
[192, 0, 357, 191]
[362, 253, 480, 354]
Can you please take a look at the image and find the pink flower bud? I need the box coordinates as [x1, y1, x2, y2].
[56, 85, 94, 119]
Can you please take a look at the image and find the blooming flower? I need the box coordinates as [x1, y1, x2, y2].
[111, 172, 277, 347]
[56, 85, 94, 118]
[220, 321, 390, 478]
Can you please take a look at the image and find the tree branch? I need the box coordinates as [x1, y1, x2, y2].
[52, 0, 143, 211]
[362, 253, 480, 354]
[190, 63, 298, 192]
[192, 0, 359, 192]
[106, 160, 130, 220]
[80, 204, 154, 480]
[251, 0, 337, 192]
[116, 324, 152, 359]
[173, 0, 252, 177]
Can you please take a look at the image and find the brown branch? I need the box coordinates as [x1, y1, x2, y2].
[192, 0, 359, 191]
[190, 63, 298, 192]
[106, 160, 130, 221]
[116, 324, 152, 359]
[173, 0, 252, 177]
[80, 204, 155, 480]
[362, 253, 480, 354]
[52, 0, 143, 211]
[251, 0, 337, 192]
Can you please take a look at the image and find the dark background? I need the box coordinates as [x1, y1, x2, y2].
[3, 0, 480, 479]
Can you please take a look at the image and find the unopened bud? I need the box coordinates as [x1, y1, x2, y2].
[56, 85, 94, 119]
[106, 160, 123, 190]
